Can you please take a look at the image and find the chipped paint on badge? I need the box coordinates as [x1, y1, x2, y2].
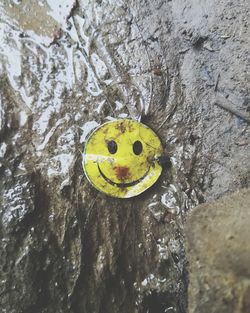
[82, 119, 163, 198]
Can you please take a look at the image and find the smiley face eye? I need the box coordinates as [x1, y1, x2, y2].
[107, 140, 117, 154]
[133, 140, 143, 155]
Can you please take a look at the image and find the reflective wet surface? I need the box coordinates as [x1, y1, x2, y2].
[0, 0, 249, 312]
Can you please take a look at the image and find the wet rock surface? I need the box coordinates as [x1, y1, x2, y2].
[185, 188, 250, 313]
[0, 0, 249, 312]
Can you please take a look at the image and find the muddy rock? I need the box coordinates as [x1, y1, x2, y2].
[185, 188, 250, 313]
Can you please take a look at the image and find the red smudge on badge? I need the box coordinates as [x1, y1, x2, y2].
[114, 166, 130, 181]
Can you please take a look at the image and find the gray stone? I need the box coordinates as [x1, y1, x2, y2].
[186, 189, 250, 313]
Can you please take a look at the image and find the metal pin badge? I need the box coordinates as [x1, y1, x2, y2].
[82, 119, 164, 198]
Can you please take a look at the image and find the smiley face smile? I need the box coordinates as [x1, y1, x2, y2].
[97, 163, 150, 188]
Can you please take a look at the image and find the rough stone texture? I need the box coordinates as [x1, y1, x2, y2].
[185, 188, 250, 313]
[0, 0, 249, 313]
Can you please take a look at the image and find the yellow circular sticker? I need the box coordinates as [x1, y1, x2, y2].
[83, 119, 163, 198]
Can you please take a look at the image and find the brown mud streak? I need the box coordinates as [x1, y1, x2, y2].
[66, 0, 79, 21]
[114, 166, 130, 181]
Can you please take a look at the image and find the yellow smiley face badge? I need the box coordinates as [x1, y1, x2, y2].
[83, 119, 163, 198]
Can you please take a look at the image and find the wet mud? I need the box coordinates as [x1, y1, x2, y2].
[0, 0, 249, 312]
